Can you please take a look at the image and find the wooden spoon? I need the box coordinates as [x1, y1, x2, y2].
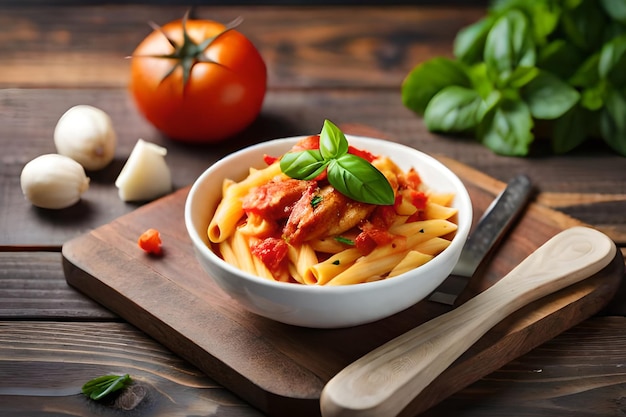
[320, 226, 617, 417]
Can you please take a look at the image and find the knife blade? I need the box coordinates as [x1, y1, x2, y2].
[428, 174, 533, 305]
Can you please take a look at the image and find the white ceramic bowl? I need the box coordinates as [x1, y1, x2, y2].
[185, 135, 472, 328]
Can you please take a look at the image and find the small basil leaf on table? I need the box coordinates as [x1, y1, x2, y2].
[82, 374, 132, 401]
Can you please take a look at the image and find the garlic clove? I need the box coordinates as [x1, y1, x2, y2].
[20, 154, 90, 209]
[54, 104, 117, 171]
[115, 139, 172, 202]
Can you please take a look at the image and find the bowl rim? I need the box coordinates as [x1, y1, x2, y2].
[185, 134, 472, 294]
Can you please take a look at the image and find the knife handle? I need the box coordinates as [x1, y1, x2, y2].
[320, 227, 616, 417]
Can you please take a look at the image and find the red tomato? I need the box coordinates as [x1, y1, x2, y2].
[138, 228, 163, 255]
[129, 14, 267, 143]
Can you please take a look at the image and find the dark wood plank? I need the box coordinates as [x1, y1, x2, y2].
[421, 316, 626, 417]
[4, 317, 625, 417]
[61, 158, 624, 417]
[0, 321, 265, 417]
[0, 252, 115, 320]
[0, 5, 485, 89]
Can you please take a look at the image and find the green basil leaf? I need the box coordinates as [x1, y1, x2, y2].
[454, 16, 495, 64]
[334, 236, 355, 245]
[522, 70, 580, 119]
[424, 85, 486, 132]
[552, 104, 594, 154]
[580, 82, 608, 111]
[484, 9, 536, 86]
[599, 34, 626, 87]
[600, 89, 626, 156]
[569, 52, 601, 88]
[538, 39, 584, 80]
[600, 0, 626, 25]
[82, 374, 132, 401]
[401, 57, 472, 115]
[527, 2, 561, 43]
[466, 63, 497, 100]
[478, 98, 534, 156]
[319, 119, 348, 160]
[279, 149, 328, 180]
[327, 154, 395, 205]
[560, 0, 607, 52]
[505, 65, 540, 89]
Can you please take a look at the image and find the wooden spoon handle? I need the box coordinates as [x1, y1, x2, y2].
[320, 226, 616, 417]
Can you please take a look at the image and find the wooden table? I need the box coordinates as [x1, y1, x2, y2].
[1, 4, 625, 417]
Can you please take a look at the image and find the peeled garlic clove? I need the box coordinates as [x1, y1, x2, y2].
[54, 104, 117, 171]
[20, 154, 90, 209]
[115, 139, 172, 202]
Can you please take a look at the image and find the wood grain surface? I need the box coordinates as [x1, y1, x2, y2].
[1, 4, 625, 417]
[62, 158, 624, 417]
[0, 6, 624, 248]
[0, 321, 265, 416]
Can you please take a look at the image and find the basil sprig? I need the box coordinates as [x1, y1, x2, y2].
[82, 374, 132, 401]
[402, 0, 626, 157]
[280, 120, 395, 205]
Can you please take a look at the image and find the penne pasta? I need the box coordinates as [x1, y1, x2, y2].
[424, 201, 458, 220]
[389, 219, 457, 239]
[305, 248, 362, 285]
[388, 251, 433, 277]
[309, 237, 350, 254]
[288, 243, 318, 284]
[218, 239, 239, 268]
[237, 212, 275, 237]
[414, 237, 451, 255]
[232, 229, 257, 275]
[253, 255, 276, 281]
[328, 251, 408, 286]
[208, 162, 285, 243]
[207, 135, 461, 286]
[428, 191, 455, 207]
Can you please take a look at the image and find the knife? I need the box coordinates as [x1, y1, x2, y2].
[320, 226, 617, 417]
[428, 174, 533, 305]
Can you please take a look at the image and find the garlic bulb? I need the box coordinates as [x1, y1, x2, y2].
[54, 104, 117, 171]
[20, 154, 90, 209]
[115, 139, 172, 202]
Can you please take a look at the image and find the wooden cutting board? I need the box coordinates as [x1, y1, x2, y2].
[62, 156, 624, 417]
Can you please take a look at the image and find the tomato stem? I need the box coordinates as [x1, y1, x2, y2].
[133, 11, 243, 87]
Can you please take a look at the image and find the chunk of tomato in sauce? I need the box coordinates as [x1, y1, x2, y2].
[251, 237, 289, 277]
[355, 221, 397, 255]
[348, 145, 376, 162]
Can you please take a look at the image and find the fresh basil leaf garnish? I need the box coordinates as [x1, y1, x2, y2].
[279, 120, 395, 205]
[319, 119, 349, 159]
[334, 236, 355, 245]
[310, 195, 323, 208]
[328, 154, 395, 205]
[279, 149, 328, 180]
